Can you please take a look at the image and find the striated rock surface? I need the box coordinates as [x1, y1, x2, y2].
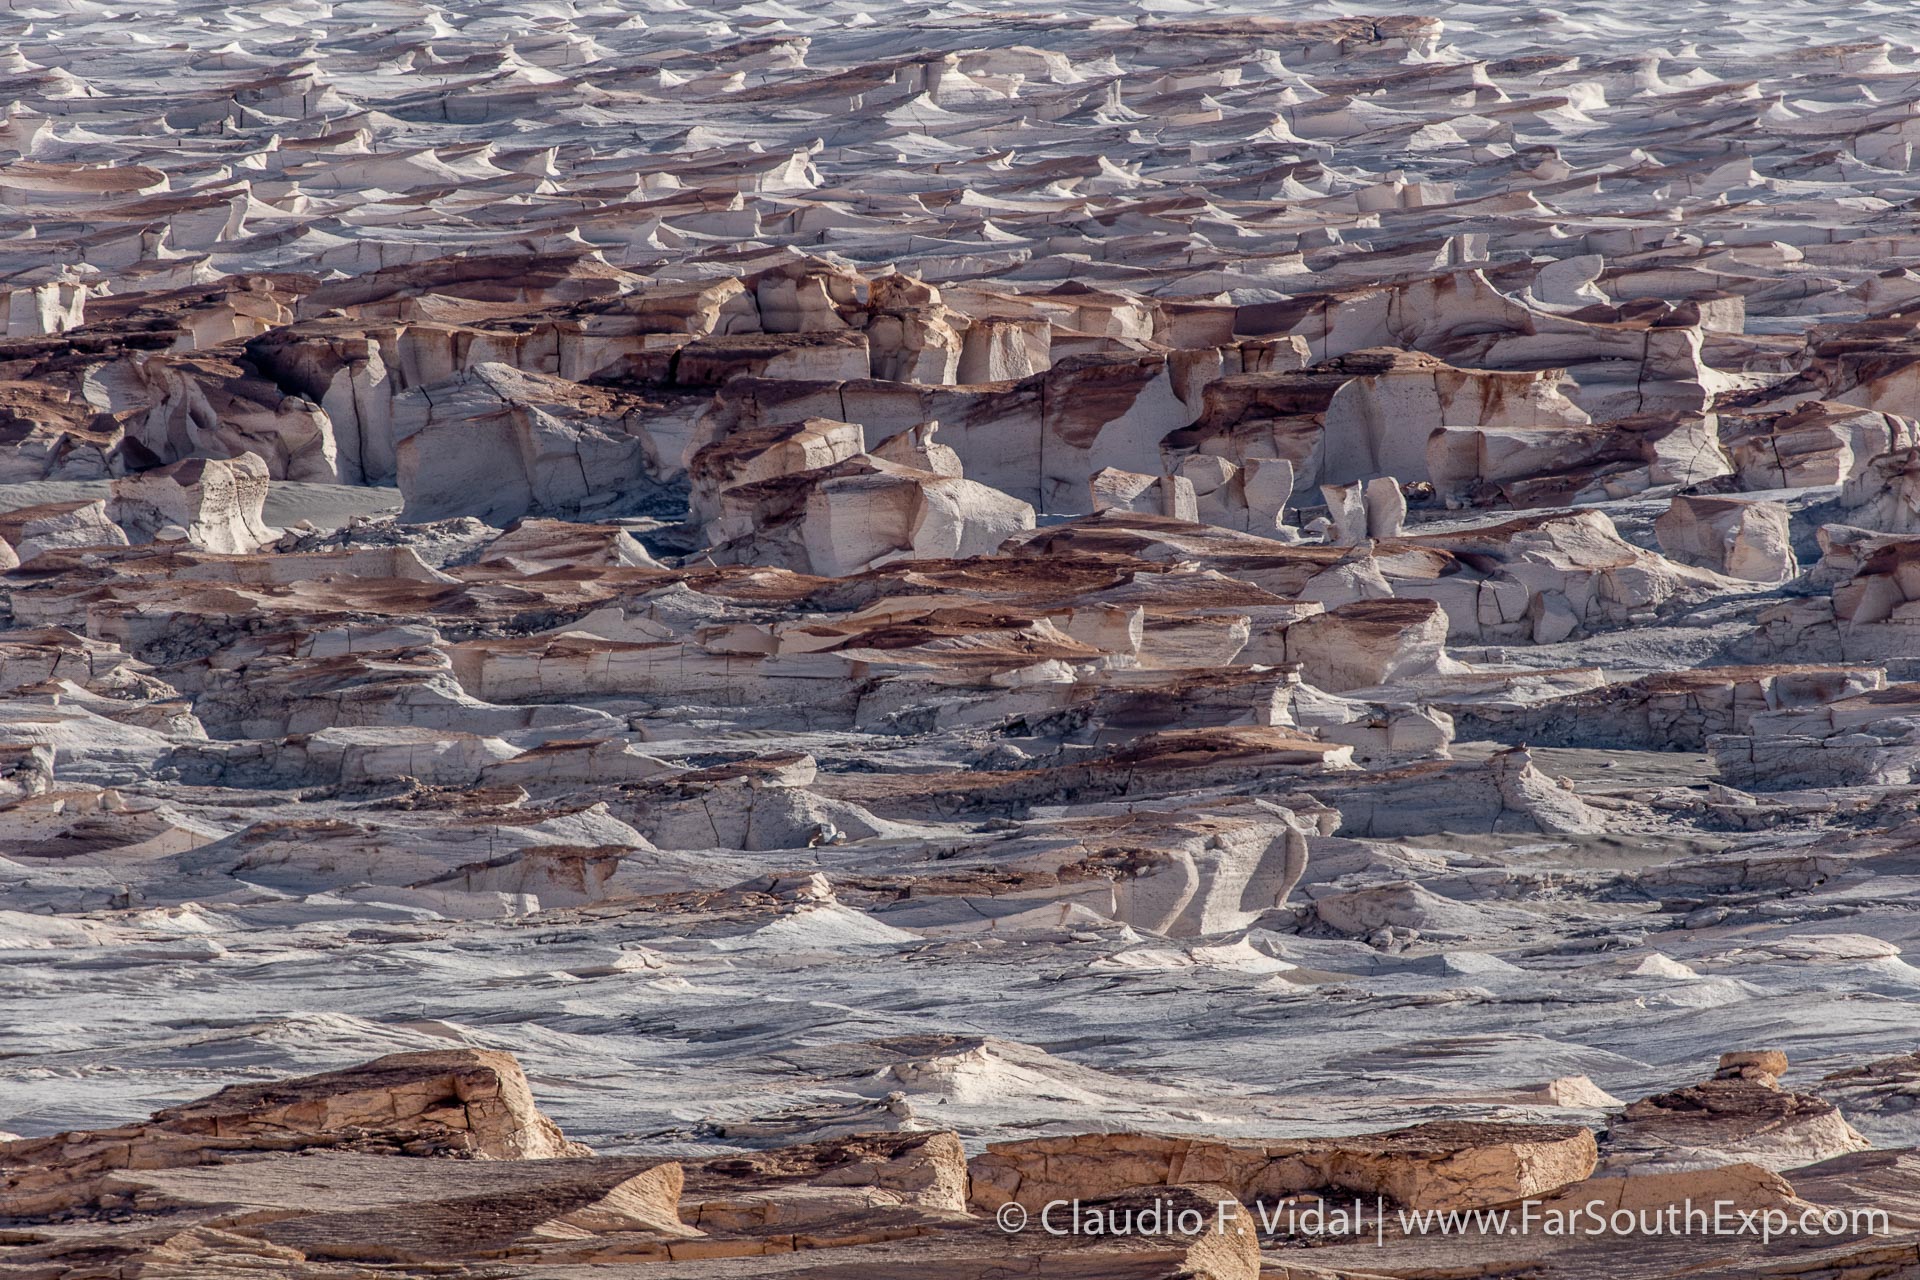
[970, 1122, 1599, 1213]
[1605, 1051, 1872, 1174]
[108, 452, 277, 553]
[0, 1049, 587, 1218]
[8, 5, 1920, 1279]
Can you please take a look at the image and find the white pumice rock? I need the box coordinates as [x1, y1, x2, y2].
[1654, 495, 1798, 584]
[108, 452, 278, 554]
[5, 11, 1920, 1278]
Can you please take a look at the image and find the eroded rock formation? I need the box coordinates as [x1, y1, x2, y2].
[6, 6, 1920, 1280]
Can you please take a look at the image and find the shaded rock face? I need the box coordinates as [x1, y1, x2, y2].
[1654, 496, 1797, 584]
[1604, 1052, 1870, 1175]
[392, 363, 675, 524]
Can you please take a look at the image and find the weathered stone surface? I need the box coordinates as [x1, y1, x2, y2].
[108, 452, 278, 553]
[0, 1049, 587, 1217]
[969, 1121, 1597, 1213]
[1725, 402, 1913, 489]
[1605, 1052, 1871, 1175]
[1285, 597, 1455, 693]
[393, 363, 673, 524]
[1654, 495, 1797, 583]
[0, 498, 128, 563]
[9, 10, 1920, 1280]
[690, 416, 867, 525]
[705, 454, 1035, 576]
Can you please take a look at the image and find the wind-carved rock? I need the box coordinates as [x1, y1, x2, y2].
[0, 498, 127, 563]
[1604, 1051, 1870, 1174]
[1090, 465, 1197, 521]
[1321, 476, 1406, 544]
[1840, 445, 1920, 534]
[1182, 348, 1590, 494]
[0, 1049, 588, 1218]
[108, 452, 277, 553]
[1725, 402, 1916, 490]
[1655, 495, 1797, 583]
[695, 415, 1036, 575]
[8, 13, 1920, 1280]
[392, 363, 675, 523]
[1285, 597, 1455, 693]
[688, 415, 867, 526]
[98, 352, 342, 482]
[870, 417, 964, 476]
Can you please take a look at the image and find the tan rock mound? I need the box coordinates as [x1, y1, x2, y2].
[0, 1048, 587, 1217]
[1604, 1051, 1870, 1174]
[1654, 495, 1797, 583]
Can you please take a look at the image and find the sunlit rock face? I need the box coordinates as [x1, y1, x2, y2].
[8, 3, 1920, 1278]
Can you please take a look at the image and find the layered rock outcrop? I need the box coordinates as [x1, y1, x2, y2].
[7, 9, 1920, 1280]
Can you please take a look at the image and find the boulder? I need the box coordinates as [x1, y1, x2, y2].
[707, 454, 1035, 576]
[1364, 475, 1406, 537]
[97, 351, 342, 482]
[1429, 412, 1731, 508]
[479, 519, 662, 569]
[392, 363, 671, 524]
[1841, 445, 1920, 533]
[1605, 1052, 1870, 1175]
[0, 1049, 588, 1217]
[1321, 476, 1406, 543]
[1321, 479, 1368, 545]
[1091, 466, 1198, 522]
[1327, 746, 1613, 837]
[1725, 401, 1914, 489]
[1654, 495, 1797, 583]
[870, 418, 963, 477]
[1709, 683, 1920, 789]
[1313, 349, 1590, 485]
[0, 498, 129, 563]
[1402, 508, 1722, 643]
[689, 415, 868, 525]
[1285, 598, 1453, 692]
[108, 452, 277, 553]
[955, 314, 1051, 382]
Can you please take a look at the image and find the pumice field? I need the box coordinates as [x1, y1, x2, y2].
[9, 0, 1920, 1275]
